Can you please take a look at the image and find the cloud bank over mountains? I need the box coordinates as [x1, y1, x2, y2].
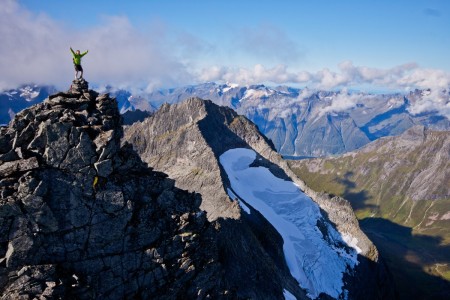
[1, 0, 449, 118]
[199, 61, 450, 92]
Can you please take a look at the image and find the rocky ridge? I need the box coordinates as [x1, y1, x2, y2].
[0, 79, 227, 299]
[124, 97, 396, 299]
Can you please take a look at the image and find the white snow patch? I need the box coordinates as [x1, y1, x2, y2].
[222, 83, 239, 93]
[441, 211, 450, 220]
[421, 90, 431, 96]
[342, 234, 362, 254]
[220, 148, 358, 299]
[19, 86, 40, 101]
[222, 86, 232, 93]
[283, 289, 296, 300]
[8, 108, 15, 120]
[120, 105, 132, 114]
[226, 188, 237, 200]
[242, 88, 273, 101]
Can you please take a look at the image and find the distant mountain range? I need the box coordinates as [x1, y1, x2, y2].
[2, 82, 449, 156]
[132, 83, 450, 157]
[0, 85, 56, 125]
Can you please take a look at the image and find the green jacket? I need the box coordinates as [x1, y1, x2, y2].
[70, 48, 88, 65]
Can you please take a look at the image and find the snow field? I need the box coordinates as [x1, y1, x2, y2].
[220, 148, 359, 299]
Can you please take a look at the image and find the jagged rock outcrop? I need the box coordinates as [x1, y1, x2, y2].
[122, 109, 152, 125]
[124, 97, 396, 299]
[0, 79, 227, 299]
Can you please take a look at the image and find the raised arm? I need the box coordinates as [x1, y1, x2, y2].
[70, 47, 75, 55]
[81, 50, 89, 57]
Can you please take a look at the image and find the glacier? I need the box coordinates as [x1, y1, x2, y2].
[219, 148, 359, 299]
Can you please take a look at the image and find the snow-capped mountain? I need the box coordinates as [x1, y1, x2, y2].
[0, 85, 56, 125]
[131, 83, 450, 157]
[1, 78, 396, 298]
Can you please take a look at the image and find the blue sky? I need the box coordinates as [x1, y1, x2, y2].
[1, 0, 450, 92]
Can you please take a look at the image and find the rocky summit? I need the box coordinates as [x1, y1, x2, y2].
[0, 79, 227, 299]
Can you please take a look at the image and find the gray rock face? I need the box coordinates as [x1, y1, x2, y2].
[0, 80, 227, 299]
[124, 97, 396, 299]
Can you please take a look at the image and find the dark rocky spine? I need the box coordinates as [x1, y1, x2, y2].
[0, 80, 228, 299]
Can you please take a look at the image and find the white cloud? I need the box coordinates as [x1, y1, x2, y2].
[397, 68, 450, 118]
[199, 64, 298, 85]
[407, 89, 450, 118]
[1, 1, 449, 119]
[0, 0, 68, 89]
[0, 1, 201, 91]
[311, 61, 419, 90]
[234, 23, 303, 63]
[198, 63, 450, 119]
[297, 87, 315, 100]
[319, 91, 378, 117]
[198, 62, 449, 90]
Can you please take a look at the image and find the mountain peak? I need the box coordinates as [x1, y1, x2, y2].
[0, 85, 228, 299]
[68, 78, 89, 94]
[125, 97, 396, 299]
